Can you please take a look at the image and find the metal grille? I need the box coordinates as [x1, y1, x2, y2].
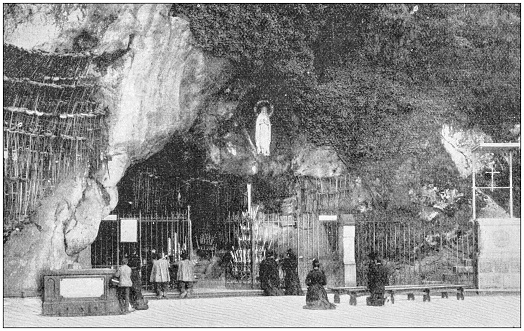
[222, 211, 342, 289]
[91, 210, 190, 291]
[355, 218, 476, 287]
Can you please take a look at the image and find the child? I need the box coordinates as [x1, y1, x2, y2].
[150, 252, 170, 299]
[115, 258, 134, 313]
[177, 252, 195, 298]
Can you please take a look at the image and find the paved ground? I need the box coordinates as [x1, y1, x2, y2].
[3, 294, 520, 327]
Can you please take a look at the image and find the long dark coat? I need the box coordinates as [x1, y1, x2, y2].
[259, 257, 282, 296]
[282, 256, 303, 295]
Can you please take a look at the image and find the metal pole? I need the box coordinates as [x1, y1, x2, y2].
[117, 214, 120, 267]
[251, 215, 255, 289]
[509, 151, 513, 218]
[247, 183, 252, 216]
[139, 210, 142, 280]
[316, 215, 320, 259]
[188, 205, 192, 258]
[472, 151, 476, 220]
[297, 213, 300, 281]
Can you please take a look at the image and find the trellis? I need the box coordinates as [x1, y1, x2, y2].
[3, 44, 107, 235]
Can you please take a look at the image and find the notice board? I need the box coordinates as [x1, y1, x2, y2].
[120, 219, 137, 242]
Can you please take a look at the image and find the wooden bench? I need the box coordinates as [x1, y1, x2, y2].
[329, 284, 467, 305]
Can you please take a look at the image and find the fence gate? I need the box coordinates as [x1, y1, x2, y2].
[91, 209, 190, 291]
[222, 212, 342, 289]
[355, 218, 476, 287]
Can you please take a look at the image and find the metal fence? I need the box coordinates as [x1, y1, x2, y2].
[222, 211, 342, 289]
[91, 209, 190, 290]
[355, 218, 476, 287]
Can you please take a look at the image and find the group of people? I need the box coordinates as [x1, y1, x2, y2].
[116, 248, 388, 314]
[258, 249, 336, 310]
[114, 251, 195, 314]
[259, 249, 301, 296]
[260, 249, 390, 309]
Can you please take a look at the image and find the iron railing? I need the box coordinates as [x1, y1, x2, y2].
[355, 219, 476, 287]
[91, 210, 190, 291]
[222, 211, 342, 289]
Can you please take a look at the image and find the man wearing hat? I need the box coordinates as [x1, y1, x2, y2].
[259, 250, 282, 296]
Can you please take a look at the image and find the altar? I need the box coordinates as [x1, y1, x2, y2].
[42, 268, 120, 316]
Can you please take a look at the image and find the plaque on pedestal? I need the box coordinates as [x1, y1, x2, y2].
[42, 268, 121, 316]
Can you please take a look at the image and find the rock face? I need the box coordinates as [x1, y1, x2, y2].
[292, 140, 347, 178]
[4, 174, 112, 296]
[96, 5, 231, 202]
[441, 124, 494, 178]
[3, 4, 230, 295]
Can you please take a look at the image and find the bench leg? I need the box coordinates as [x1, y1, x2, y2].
[390, 292, 395, 304]
[407, 293, 415, 301]
[441, 292, 448, 299]
[350, 293, 357, 306]
[334, 293, 341, 304]
[423, 289, 431, 302]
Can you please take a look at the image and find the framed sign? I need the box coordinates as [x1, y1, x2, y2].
[120, 219, 137, 242]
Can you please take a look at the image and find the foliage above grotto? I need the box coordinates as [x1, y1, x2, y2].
[169, 3, 520, 215]
[171, 3, 520, 148]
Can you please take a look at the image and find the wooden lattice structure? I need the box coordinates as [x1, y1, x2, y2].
[3, 44, 107, 235]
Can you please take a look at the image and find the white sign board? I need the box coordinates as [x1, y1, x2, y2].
[103, 214, 118, 221]
[120, 219, 137, 242]
[60, 277, 104, 298]
[319, 215, 338, 221]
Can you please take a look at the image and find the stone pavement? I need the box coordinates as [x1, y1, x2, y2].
[3, 294, 520, 327]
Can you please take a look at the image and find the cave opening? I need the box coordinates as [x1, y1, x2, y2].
[92, 129, 287, 289]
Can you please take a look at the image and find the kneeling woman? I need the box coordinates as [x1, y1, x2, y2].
[303, 259, 336, 310]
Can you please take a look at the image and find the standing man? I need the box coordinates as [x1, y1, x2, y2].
[115, 258, 134, 313]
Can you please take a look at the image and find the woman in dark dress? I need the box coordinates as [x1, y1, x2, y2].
[282, 249, 303, 295]
[303, 259, 336, 310]
[259, 250, 283, 296]
[129, 254, 143, 308]
[366, 252, 389, 306]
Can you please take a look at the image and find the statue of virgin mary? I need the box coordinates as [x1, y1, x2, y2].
[254, 100, 273, 156]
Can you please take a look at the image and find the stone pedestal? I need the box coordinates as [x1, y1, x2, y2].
[340, 214, 357, 287]
[477, 218, 520, 290]
[42, 268, 121, 316]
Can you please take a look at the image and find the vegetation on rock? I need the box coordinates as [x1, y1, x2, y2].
[170, 3, 520, 216]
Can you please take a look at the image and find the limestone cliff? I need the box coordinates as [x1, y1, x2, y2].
[3, 4, 231, 296]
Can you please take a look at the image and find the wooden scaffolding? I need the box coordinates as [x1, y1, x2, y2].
[3, 44, 108, 238]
